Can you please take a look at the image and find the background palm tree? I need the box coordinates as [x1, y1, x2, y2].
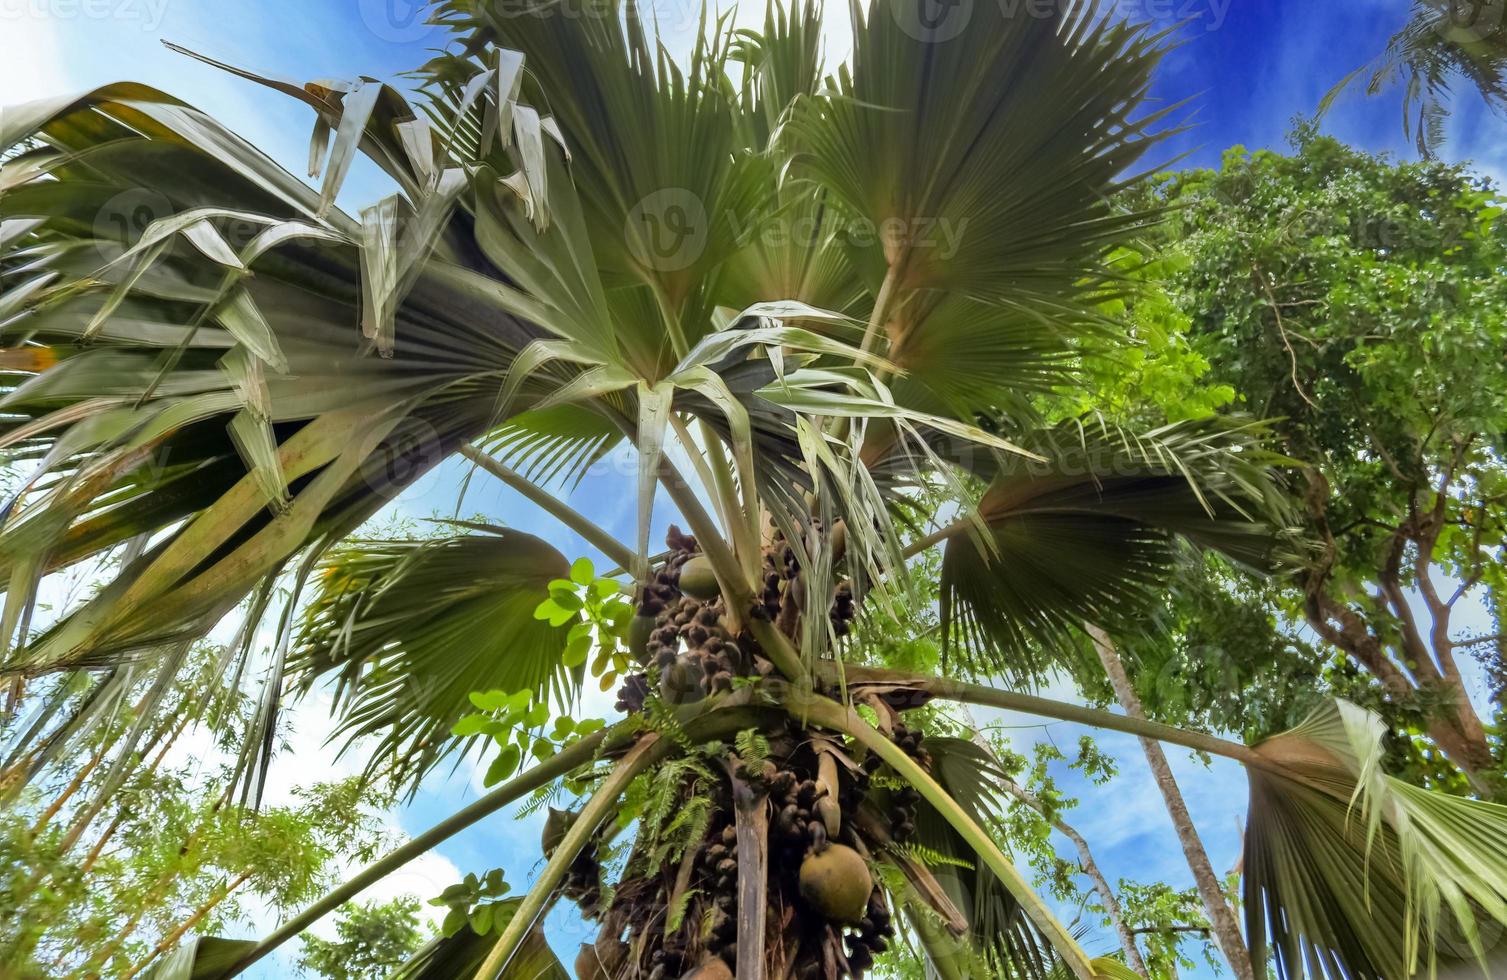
[4, 0, 1507, 977]
[1325, 0, 1507, 156]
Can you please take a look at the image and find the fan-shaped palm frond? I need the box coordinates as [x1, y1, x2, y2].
[289, 527, 571, 784]
[791, 0, 1173, 310]
[1244, 700, 1507, 979]
[937, 416, 1295, 681]
[0, 79, 543, 680]
[1324, 0, 1507, 157]
[903, 735, 1058, 979]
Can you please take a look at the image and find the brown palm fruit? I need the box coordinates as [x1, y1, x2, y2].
[682, 958, 734, 980]
[576, 938, 627, 980]
[798, 843, 873, 924]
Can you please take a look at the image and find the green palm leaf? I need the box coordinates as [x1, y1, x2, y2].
[1244, 700, 1507, 979]
[938, 416, 1294, 681]
[290, 527, 572, 784]
[142, 936, 257, 980]
[0, 81, 546, 678]
[791, 0, 1172, 304]
[393, 899, 567, 980]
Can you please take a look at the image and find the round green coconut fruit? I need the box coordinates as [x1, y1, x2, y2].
[798, 843, 873, 924]
[677, 555, 720, 600]
[627, 613, 657, 663]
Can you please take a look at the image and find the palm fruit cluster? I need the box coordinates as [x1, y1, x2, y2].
[583, 531, 916, 978]
[861, 721, 929, 844]
[842, 892, 896, 975]
[702, 821, 741, 967]
[574, 720, 922, 979]
[619, 526, 747, 711]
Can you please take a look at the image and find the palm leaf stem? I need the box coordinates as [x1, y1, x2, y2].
[792, 691, 1098, 980]
[666, 412, 737, 554]
[902, 519, 968, 560]
[472, 734, 669, 980]
[218, 727, 612, 978]
[814, 664, 1265, 770]
[459, 445, 637, 572]
[464, 700, 778, 978]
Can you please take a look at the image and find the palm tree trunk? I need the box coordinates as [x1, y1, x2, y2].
[1087, 625, 1254, 980]
[731, 770, 770, 980]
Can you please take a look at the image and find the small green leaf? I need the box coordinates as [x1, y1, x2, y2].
[442, 906, 468, 937]
[451, 714, 491, 737]
[533, 738, 557, 761]
[471, 903, 494, 935]
[548, 578, 578, 594]
[591, 577, 623, 599]
[525, 703, 550, 727]
[469, 691, 510, 711]
[570, 557, 595, 585]
[563, 634, 592, 668]
[506, 690, 533, 713]
[485, 744, 522, 786]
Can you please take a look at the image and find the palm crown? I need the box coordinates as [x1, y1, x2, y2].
[3, 1, 1507, 978]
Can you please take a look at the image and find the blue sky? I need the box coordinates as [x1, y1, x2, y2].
[1, 0, 1503, 976]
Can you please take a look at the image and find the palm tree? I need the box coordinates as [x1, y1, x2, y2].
[1325, 0, 1507, 156]
[5, 1, 1507, 978]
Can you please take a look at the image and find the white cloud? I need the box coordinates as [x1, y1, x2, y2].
[0, 12, 68, 105]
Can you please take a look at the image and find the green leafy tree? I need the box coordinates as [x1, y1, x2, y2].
[297, 897, 429, 980]
[6, 4, 1507, 980]
[1117, 127, 1507, 796]
[0, 652, 399, 978]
